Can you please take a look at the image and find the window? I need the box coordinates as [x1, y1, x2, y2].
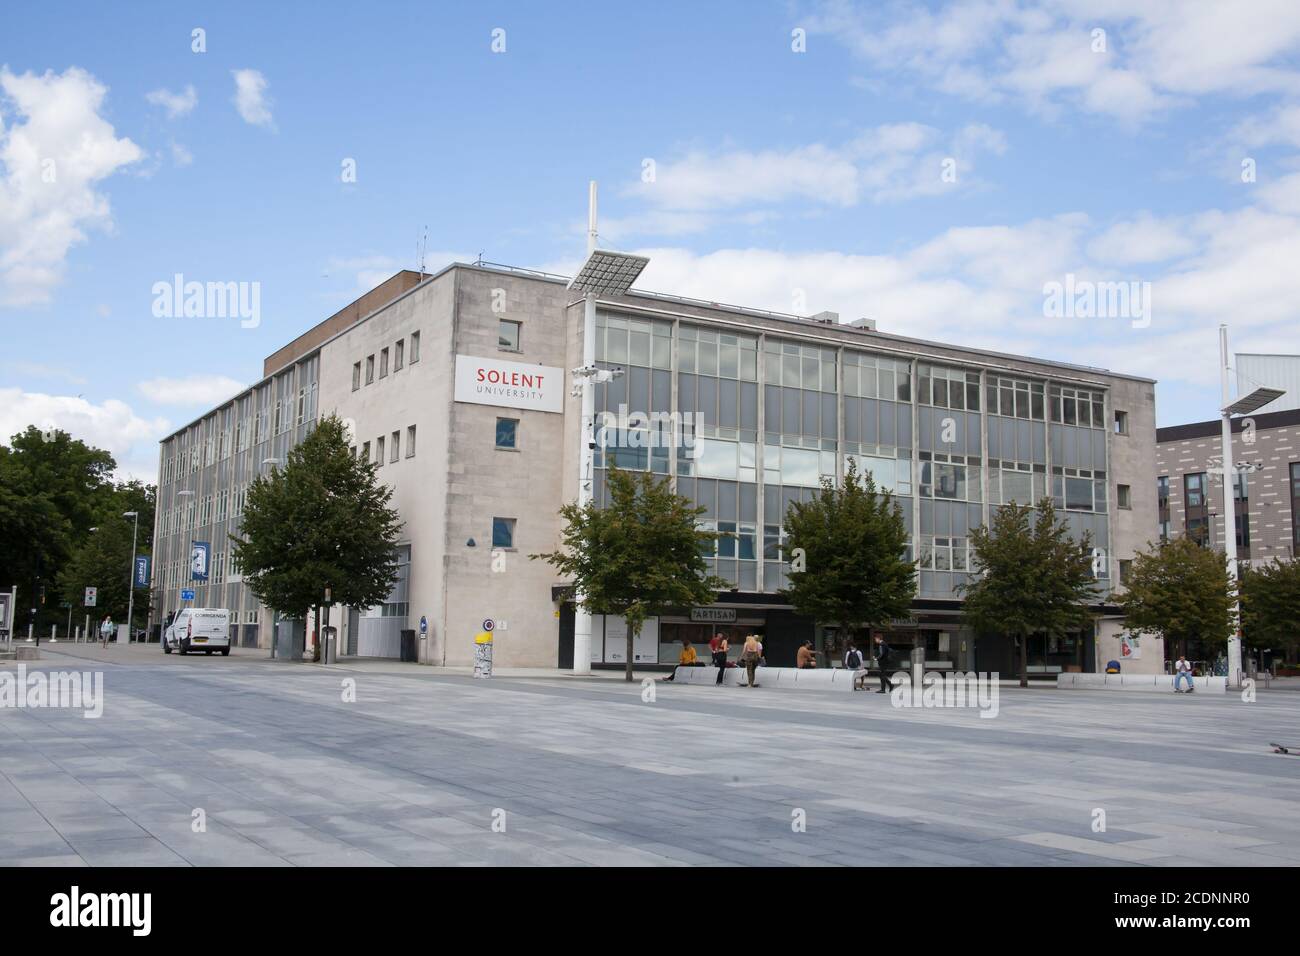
[1052, 466, 1106, 512]
[394, 339, 404, 371]
[496, 418, 518, 449]
[390, 430, 400, 462]
[988, 460, 1046, 506]
[492, 517, 515, 549]
[844, 445, 913, 495]
[677, 324, 756, 379]
[380, 348, 389, 378]
[499, 319, 522, 352]
[1117, 484, 1132, 509]
[1049, 384, 1105, 428]
[763, 339, 837, 392]
[365, 355, 375, 384]
[1291, 463, 1300, 547]
[915, 535, 969, 572]
[361, 440, 370, 462]
[919, 364, 981, 411]
[1114, 410, 1129, 434]
[1119, 559, 1133, 584]
[1183, 472, 1208, 546]
[409, 331, 421, 363]
[406, 425, 416, 458]
[986, 375, 1045, 420]
[919, 451, 981, 502]
[842, 351, 911, 402]
[601, 314, 674, 370]
[376, 436, 385, 466]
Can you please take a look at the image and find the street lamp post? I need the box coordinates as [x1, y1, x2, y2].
[565, 181, 647, 675]
[322, 586, 333, 665]
[1217, 324, 1286, 689]
[124, 511, 139, 644]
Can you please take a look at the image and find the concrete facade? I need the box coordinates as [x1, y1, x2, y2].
[152, 261, 1160, 673]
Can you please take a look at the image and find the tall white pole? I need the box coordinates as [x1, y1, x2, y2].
[572, 181, 599, 675]
[1219, 324, 1243, 688]
[125, 512, 139, 644]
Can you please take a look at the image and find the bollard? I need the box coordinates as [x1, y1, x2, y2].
[473, 631, 494, 678]
[50, 624, 57, 643]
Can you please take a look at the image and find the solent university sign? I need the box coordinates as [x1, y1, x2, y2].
[454, 355, 564, 414]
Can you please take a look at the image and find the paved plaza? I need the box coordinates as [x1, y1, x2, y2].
[2, 642, 1298, 866]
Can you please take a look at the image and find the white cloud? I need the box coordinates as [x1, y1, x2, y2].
[541, 186, 1300, 411]
[0, 67, 143, 306]
[1087, 214, 1198, 264]
[0, 388, 169, 482]
[145, 84, 197, 119]
[231, 69, 274, 128]
[137, 375, 246, 407]
[170, 141, 193, 167]
[812, 0, 1300, 123]
[2, 361, 87, 386]
[614, 122, 1006, 238]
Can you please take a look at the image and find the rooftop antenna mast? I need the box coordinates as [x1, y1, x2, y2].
[416, 226, 428, 275]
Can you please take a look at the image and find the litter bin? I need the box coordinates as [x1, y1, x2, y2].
[399, 629, 417, 663]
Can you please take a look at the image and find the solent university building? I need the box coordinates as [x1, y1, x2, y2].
[151, 261, 1162, 675]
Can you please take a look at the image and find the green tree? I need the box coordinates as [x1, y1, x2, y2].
[0, 427, 116, 634]
[779, 457, 916, 651]
[230, 415, 403, 660]
[1240, 557, 1300, 661]
[960, 499, 1099, 686]
[1117, 535, 1233, 660]
[57, 481, 157, 634]
[533, 466, 727, 681]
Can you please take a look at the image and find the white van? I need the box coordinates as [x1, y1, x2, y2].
[164, 608, 232, 656]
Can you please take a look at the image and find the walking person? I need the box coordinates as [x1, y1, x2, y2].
[739, 633, 764, 687]
[710, 632, 729, 685]
[844, 641, 868, 690]
[874, 634, 894, 693]
[99, 614, 114, 648]
[1173, 654, 1196, 693]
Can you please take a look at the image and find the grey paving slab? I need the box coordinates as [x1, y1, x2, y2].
[3, 647, 1299, 866]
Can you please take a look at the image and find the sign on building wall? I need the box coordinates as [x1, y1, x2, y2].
[690, 607, 737, 624]
[190, 541, 210, 582]
[454, 355, 564, 414]
[602, 614, 659, 664]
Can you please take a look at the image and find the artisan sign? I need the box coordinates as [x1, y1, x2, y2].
[454, 355, 563, 414]
[690, 607, 736, 624]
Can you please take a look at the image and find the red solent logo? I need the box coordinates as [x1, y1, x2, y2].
[476, 366, 546, 388]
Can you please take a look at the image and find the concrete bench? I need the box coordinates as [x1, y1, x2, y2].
[1056, 673, 1227, 694]
[672, 665, 865, 691]
[14, 646, 40, 661]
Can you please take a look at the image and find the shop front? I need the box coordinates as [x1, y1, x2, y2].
[555, 594, 817, 670]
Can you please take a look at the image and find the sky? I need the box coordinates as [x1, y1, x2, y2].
[3, 0, 1300, 482]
